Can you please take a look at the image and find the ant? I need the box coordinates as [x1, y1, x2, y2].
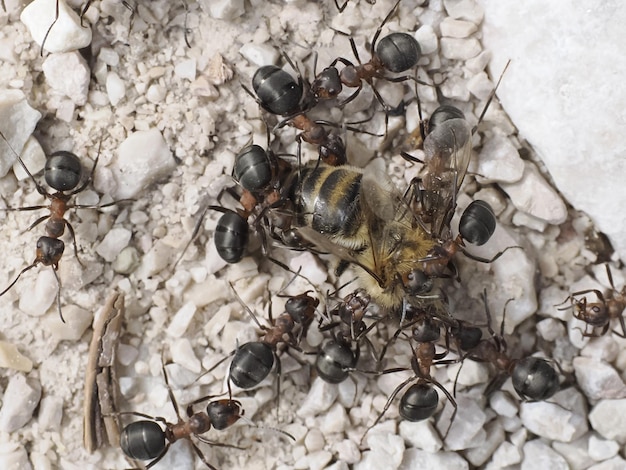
[247, 52, 382, 166]
[563, 264, 626, 337]
[0, 131, 123, 322]
[227, 285, 318, 390]
[312, 0, 424, 132]
[360, 304, 457, 444]
[456, 290, 560, 401]
[119, 359, 243, 469]
[316, 288, 380, 384]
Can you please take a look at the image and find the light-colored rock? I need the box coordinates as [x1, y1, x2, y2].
[42, 52, 90, 106]
[573, 356, 626, 400]
[399, 420, 443, 453]
[0, 375, 42, 432]
[0, 90, 42, 178]
[520, 388, 588, 442]
[20, 0, 92, 53]
[499, 161, 568, 225]
[400, 448, 469, 470]
[0, 341, 32, 372]
[589, 399, 626, 444]
[521, 439, 569, 470]
[240, 42, 280, 67]
[440, 37, 481, 60]
[108, 129, 175, 199]
[477, 0, 626, 261]
[477, 130, 524, 183]
[588, 434, 620, 461]
[297, 377, 338, 418]
[95, 227, 132, 262]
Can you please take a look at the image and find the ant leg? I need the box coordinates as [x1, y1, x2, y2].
[359, 375, 416, 447]
[614, 315, 626, 338]
[79, 0, 93, 27]
[189, 442, 218, 470]
[64, 220, 84, 268]
[0, 262, 38, 297]
[181, 0, 192, 48]
[334, 0, 349, 13]
[570, 289, 605, 303]
[143, 443, 170, 470]
[461, 245, 522, 264]
[161, 357, 183, 422]
[371, 0, 402, 51]
[40, 0, 61, 56]
[51, 266, 64, 323]
[24, 214, 51, 232]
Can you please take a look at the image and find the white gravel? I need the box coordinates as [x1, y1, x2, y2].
[0, 0, 624, 469]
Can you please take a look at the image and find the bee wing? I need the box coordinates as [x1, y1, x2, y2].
[421, 118, 472, 237]
[293, 226, 384, 285]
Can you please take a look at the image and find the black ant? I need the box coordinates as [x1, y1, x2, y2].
[312, 0, 424, 132]
[247, 52, 383, 166]
[316, 288, 380, 384]
[562, 264, 626, 337]
[456, 290, 560, 401]
[226, 284, 318, 393]
[0, 131, 123, 322]
[360, 304, 457, 445]
[119, 359, 244, 469]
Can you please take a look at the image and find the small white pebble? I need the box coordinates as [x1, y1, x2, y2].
[0, 341, 32, 372]
[0, 375, 42, 432]
[171, 338, 202, 374]
[166, 302, 197, 338]
[239, 42, 280, 67]
[96, 227, 132, 262]
[174, 58, 197, 81]
[440, 37, 481, 60]
[20, 0, 92, 53]
[42, 52, 90, 105]
[106, 72, 126, 106]
[573, 356, 626, 400]
[588, 434, 620, 461]
[440, 17, 477, 38]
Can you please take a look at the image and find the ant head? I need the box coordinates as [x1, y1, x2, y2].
[459, 200, 496, 246]
[451, 322, 483, 351]
[399, 383, 439, 421]
[511, 357, 560, 401]
[285, 293, 318, 324]
[402, 269, 433, 297]
[36, 236, 65, 266]
[44, 151, 82, 192]
[375, 32, 421, 73]
[428, 105, 465, 134]
[311, 67, 343, 100]
[207, 399, 243, 431]
[412, 316, 440, 343]
[120, 420, 166, 461]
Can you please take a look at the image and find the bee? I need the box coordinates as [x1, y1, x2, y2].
[287, 162, 437, 312]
